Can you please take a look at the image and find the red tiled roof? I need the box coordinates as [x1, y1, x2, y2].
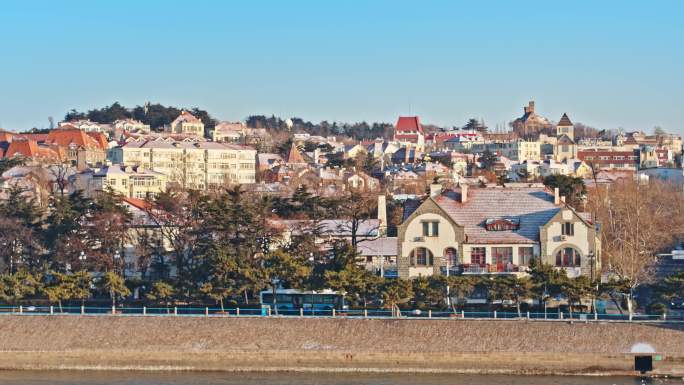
[396, 116, 423, 134]
[46, 129, 106, 150]
[122, 197, 152, 211]
[3, 139, 61, 160]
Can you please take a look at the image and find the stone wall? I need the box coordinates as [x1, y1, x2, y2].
[0, 316, 683, 375]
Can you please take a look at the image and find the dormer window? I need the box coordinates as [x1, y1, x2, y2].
[485, 218, 520, 231]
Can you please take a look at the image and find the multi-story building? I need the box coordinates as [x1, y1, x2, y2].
[212, 121, 245, 143]
[45, 129, 108, 169]
[578, 146, 672, 170]
[169, 110, 204, 137]
[110, 139, 256, 190]
[471, 140, 541, 162]
[393, 116, 425, 150]
[73, 164, 167, 199]
[397, 183, 601, 279]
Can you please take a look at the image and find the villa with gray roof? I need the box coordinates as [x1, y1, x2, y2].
[398, 183, 601, 279]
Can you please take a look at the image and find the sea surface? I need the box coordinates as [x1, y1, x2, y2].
[0, 372, 674, 385]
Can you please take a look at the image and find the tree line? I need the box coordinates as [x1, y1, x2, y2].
[63, 102, 217, 130]
[0, 168, 682, 314]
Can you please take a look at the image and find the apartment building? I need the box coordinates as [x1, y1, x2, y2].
[110, 139, 256, 189]
[471, 140, 541, 162]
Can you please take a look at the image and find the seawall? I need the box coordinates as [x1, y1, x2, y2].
[0, 315, 683, 376]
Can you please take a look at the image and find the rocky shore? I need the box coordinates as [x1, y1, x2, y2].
[0, 315, 683, 376]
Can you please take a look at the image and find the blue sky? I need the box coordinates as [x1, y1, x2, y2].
[1, 0, 682, 135]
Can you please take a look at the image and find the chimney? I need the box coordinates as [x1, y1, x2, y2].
[430, 183, 442, 198]
[460, 183, 468, 203]
[554, 187, 560, 205]
[377, 195, 387, 236]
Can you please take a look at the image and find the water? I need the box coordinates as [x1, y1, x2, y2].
[0, 372, 671, 385]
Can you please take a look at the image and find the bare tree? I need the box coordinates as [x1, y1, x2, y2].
[587, 179, 684, 316]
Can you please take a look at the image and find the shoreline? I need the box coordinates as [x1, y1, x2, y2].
[1, 316, 683, 377]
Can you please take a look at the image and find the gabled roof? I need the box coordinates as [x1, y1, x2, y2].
[172, 110, 202, 125]
[396, 116, 424, 134]
[46, 129, 106, 150]
[431, 187, 562, 244]
[558, 113, 573, 127]
[557, 134, 575, 145]
[286, 142, 307, 164]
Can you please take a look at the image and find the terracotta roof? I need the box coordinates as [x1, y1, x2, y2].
[172, 110, 201, 125]
[122, 197, 152, 211]
[396, 116, 423, 134]
[3, 139, 61, 160]
[558, 113, 573, 127]
[433, 187, 562, 244]
[46, 129, 106, 150]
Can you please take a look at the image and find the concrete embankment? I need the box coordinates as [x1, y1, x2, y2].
[0, 315, 683, 376]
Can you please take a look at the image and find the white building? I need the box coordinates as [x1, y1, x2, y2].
[109, 139, 257, 190]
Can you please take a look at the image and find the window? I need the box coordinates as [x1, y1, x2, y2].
[444, 247, 458, 266]
[409, 247, 434, 266]
[518, 247, 534, 266]
[561, 222, 574, 236]
[555, 247, 581, 267]
[471, 247, 486, 265]
[421, 221, 439, 237]
[492, 247, 513, 266]
[485, 218, 519, 231]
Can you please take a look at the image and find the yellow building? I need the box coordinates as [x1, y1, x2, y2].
[554, 113, 577, 162]
[74, 164, 168, 199]
[169, 111, 205, 137]
[110, 140, 256, 190]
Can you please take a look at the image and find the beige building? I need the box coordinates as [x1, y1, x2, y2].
[554, 113, 577, 162]
[169, 111, 205, 137]
[114, 119, 150, 133]
[212, 121, 246, 143]
[110, 140, 257, 190]
[73, 164, 167, 199]
[397, 184, 600, 279]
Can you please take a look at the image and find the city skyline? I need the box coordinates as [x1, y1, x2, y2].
[1, 0, 682, 135]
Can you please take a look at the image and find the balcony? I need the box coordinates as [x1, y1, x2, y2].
[460, 263, 523, 274]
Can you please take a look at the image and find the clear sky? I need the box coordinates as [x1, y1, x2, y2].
[1, 0, 682, 135]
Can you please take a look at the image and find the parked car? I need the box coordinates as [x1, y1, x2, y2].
[669, 298, 684, 309]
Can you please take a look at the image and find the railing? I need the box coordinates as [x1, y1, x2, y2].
[0, 305, 679, 323]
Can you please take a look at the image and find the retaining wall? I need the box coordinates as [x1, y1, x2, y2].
[0, 316, 683, 375]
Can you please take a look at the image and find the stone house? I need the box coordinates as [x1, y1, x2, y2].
[397, 183, 601, 279]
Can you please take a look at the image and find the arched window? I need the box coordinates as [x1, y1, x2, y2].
[444, 247, 459, 266]
[555, 247, 581, 267]
[410, 247, 434, 266]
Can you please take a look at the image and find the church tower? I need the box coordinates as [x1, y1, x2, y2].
[554, 113, 576, 162]
[556, 113, 574, 141]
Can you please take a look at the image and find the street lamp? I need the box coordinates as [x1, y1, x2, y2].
[588, 252, 596, 314]
[271, 277, 280, 315]
[443, 255, 451, 312]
